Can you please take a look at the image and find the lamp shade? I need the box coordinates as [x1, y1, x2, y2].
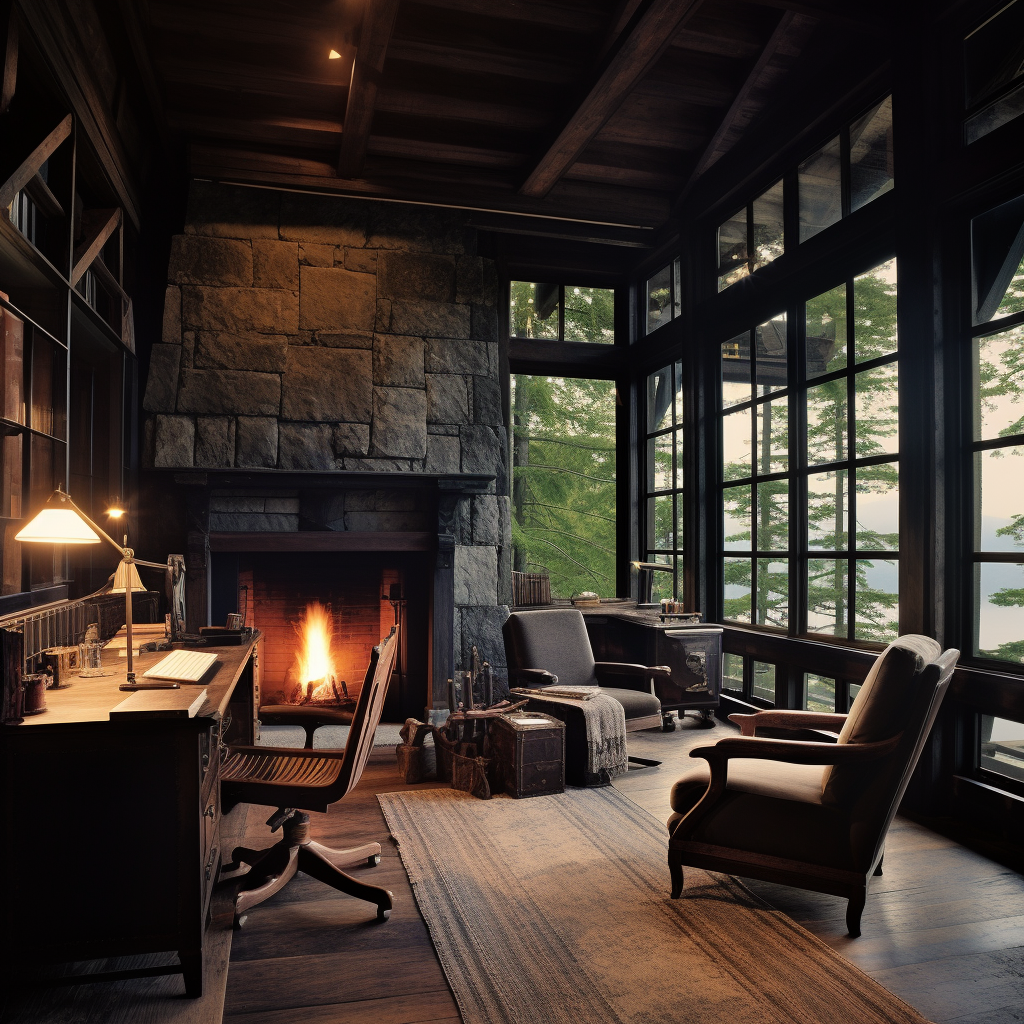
[111, 560, 145, 593]
[15, 508, 101, 544]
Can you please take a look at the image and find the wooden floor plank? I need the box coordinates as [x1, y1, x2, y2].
[224, 990, 459, 1024]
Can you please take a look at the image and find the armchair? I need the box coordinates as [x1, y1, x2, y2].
[666, 635, 958, 936]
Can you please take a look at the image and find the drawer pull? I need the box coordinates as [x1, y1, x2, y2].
[205, 803, 216, 819]
[201, 753, 210, 772]
[205, 846, 218, 881]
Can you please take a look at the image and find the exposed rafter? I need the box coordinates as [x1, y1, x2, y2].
[115, 0, 167, 141]
[72, 208, 122, 286]
[519, 0, 704, 199]
[0, 114, 72, 213]
[337, 0, 401, 180]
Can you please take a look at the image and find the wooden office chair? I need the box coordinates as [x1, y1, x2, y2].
[667, 635, 958, 936]
[220, 626, 399, 927]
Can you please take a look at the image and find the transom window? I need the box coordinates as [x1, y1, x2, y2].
[509, 282, 615, 344]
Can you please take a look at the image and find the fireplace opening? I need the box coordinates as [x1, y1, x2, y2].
[213, 551, 432, 722]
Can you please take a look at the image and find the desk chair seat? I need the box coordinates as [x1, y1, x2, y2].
[256, 703, 356, 749]
[221, 627, 399, 927]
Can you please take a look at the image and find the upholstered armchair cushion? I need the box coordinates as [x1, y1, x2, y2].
[503, 608, 599, 690]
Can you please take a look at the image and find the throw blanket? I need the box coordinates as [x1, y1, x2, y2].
[524, 691, 627, 780]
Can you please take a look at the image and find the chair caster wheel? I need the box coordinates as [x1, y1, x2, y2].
[367, 854, 381, 866]
[233, 913, 248, 929]
[662, 715, 677, 732]
[377, 905, 391, 921]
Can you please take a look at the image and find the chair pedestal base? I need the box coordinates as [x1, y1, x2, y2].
[230, 812, 393, 927]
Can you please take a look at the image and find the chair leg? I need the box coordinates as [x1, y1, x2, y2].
[298, 843, 394, 921]
[668, 848, 684, 899]
[178, 949, 203, 998]
[873, 855, 884, 876]
[233, 841, 300, 927]
[846, 888, 866, 937]
[306, 839, 382, 868]
[628, 755, 662, 770]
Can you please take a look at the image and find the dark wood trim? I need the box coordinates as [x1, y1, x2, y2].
[208, 531, 437, 553]
[71, 208, 121, 286]
[519, 0, 705, 199]
[0, 113, 72, 213]
[509, 338, 626, 378]
[0, 0, 17, 115]
[337, 0, 400, 179]
[114, 0, 167, 142]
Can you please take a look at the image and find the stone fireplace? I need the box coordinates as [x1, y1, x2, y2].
[141, 184, 512, 713]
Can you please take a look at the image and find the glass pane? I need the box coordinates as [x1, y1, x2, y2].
[755, 558, 788, 628]
[510, 375, 616, 598]
[751, 661, 776, 703]
[755, 314, 787, 395]
[799, 136, 842, 242]
[722, 407, 752, 481]
[804, 673, 836, 712]
[980, 715, 1024, 785]
[718, 209, 748, 292]
[647, 365, 674, 432]
[808, 470, 849, 551]
[722, 652, 744, 691]
[672, 259, 682, 319]
[973, 323, 1024, 441]
[850, 96, 894, 211]
[975, 563, 1024, 662]
[855, 558, 899, 642]
[806, 381, 848, 466]
[755, 398, 788, 475]
[751, 180, 785, 270]
[721, 333, 751, 409]
[675, 426, 684, 487]
[854, 258, 898, 362]
[649, 494, 674, 549]
[756, 480, 789, 552]
[723, 485, 751, 551]
[806, 282, 847, 377]
[647, 433, 674, 491]
[646, 264, 673, 334]
[1, 433, 23, 518]
[854, 363, 899, 458]
[966, 81, 1024, 144]
[510, 281, 559, 340]
[849, 683, 862, 708]
[649, 554, 675, 602]
[30, 335, 66, 439]
[965, 1, 1024, 107]
[563, 286, 614, 344]
[807, 558, 849, 637]
[972, 193, 1024, 324]
[855, 462, 899, 551]
[723, 557, 752, 622]
[675, 492, 684, 553]
[674, 359, 683, 423]
[976, 446, 1024, 551]
[1, 307, 25, 424]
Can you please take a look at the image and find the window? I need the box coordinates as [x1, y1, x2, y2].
[804, 672, 836, 712]
[643, 360, 683, 599]
[645, 258, 681, 333]
[964, 0, 1024, 144]
[718, 181, 784, 291]
[509, 282, 615, 343]
[718, 258, 899, 643]
[979, 715, 1024, 786]
[969, 195, 1024, 665]
[510, 375, 617, 598]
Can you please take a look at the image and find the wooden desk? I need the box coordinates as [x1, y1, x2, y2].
[0, 635, 262, 997]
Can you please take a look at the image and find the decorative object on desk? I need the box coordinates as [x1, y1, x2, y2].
[511, 570, 551, 607]
[77, 640, 111, 678]
[21, 673, 47, 715]
[571, 591, 601, 608]
[16, 487, 178, 687]
[199, 626, 246, 646]
[225, 612, 243, 630]
[1, 626, 23, 725]
[633, 560, 674, 607]
[41, 646, 78, 688]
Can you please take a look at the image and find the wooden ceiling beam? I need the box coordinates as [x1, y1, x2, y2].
[72, 208, 122, 286]
[387, 39, 580, 84]
[168, 111, 343, 149]
[519, 0, 705, 199]
[405, 0, 607, 34]
[743, 0, 883, 26]
[337, 0, 401, 179]
[375, 88, 549, 132]
[116, 0, 167, 140]
[0, 114, 72, 213]
[1, 0, 18, 115]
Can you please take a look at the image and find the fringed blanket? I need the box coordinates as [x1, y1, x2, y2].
[521, 691, 627, 780]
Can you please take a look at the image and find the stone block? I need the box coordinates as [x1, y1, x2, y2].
[299, 243, 335, 267]
[471, 495, 505, 546]
[425, 433, 460, 474]
[472, 302, 497, 344]
[455, 256, 484, 305]
[366, 204, 465, 255]
[344, 248, 377, 274]
[391, 300, 471, 339]
[264, 496, 301, 513]
[344, 490, 377, 511]
[177, 369, 281, 416]
[195, 332, 288, 373]
[472, 375, 502, 425]
[153, 415, 195, 468]
[279, 194, 367, 247]
[460, 424, 504, 478]
[481, 259, 499, 306]
[210, 512, 298, 532]
[376, 490, 417, 511]
[185, 181, 279, 239]
[377, 252, 456, 303]
[194, 416, 235, 468]
[161, 285, 181, 344]
[298, 266, 375, 332]
[181, 331, 195, 368]
[458, 605, 511, 692]
[143, 344, 181, 413]
[281, 347, 371, 422]
[370, 387, 427, 459]
[454, 545, 498, 606]
[168, 235, 252, 287]
[345, 511, 428, 532]
[340, 457, 417, 471]
[426, 374, 470, 425]
[210, 494, 265, 513]
[235, 417, 278, 468]
[373, 335, 425, 388]
[277, 423, 336, 470]
[181, 286, 299, 334]
[303, 493, 347, 531]
[253, 240, 298, 290]
[334, 422, 370, 457]
[424, 338, 489, 375]
[318, 331, 374, 349]
[375, 299, 392, 332]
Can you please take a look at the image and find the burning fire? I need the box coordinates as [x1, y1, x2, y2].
[293, 602, 338, 701]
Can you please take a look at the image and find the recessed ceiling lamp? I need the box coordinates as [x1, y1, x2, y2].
[328, 49, 342, 59]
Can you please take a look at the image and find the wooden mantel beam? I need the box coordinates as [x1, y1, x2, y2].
[0, 113, 72, 213]
[337, 0, 401, 180]
[520, 0, 704, 199]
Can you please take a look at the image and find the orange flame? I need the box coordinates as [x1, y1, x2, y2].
[293, 602, 337, 694]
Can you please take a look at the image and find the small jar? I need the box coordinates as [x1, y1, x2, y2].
[22, 673, 48, 715]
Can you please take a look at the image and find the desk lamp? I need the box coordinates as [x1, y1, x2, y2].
[16, 487, 168, 687]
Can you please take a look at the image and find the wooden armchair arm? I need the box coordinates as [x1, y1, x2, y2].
[513, 668, 559, 687]
[594, 662, 673, 689]
[729, 710, 849, 736]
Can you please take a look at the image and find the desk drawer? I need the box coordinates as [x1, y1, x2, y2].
[201, 782, 220, 912]
[199, 724, 220, 804]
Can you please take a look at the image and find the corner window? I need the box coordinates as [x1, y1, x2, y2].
[645, 258, 681, 334]
[643, 360, 683, 599]
[964, 0, 1024, 144]
[718, 181, 784, 291]
[509, 282, 615, 343]
[980, 715, 1024, 787]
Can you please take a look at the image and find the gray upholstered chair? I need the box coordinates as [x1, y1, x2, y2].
[502, 608, 667, 783]
[667, 635, 958, 936]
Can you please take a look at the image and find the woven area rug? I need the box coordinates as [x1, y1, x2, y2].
[379, 787, 930, 1024]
